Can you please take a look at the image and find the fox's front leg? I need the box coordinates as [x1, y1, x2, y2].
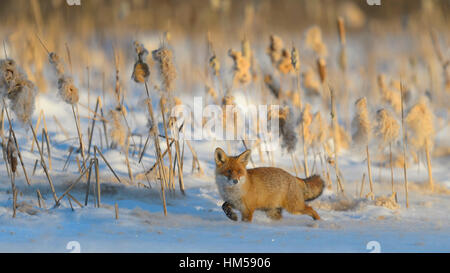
[222, 202, 238, 221]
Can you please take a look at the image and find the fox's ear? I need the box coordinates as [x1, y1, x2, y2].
[215, 148, 228, 166]
[237, 149, 251, 166]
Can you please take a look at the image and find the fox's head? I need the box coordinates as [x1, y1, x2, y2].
[214, 148, 251, 185]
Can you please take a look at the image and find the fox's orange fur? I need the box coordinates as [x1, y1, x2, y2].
[214, 148, 324, 222]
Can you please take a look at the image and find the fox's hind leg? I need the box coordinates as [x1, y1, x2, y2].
[222, 202, 238, 221]
[265, 208, 283, 220]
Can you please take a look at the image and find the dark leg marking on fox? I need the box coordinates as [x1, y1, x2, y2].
[265, 208, 283, 220]
[222, 202, 238, 221]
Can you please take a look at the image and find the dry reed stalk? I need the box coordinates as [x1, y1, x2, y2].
[171, 119, 185, 195]
[3, 100, 31, 186]
[72, 104, 87, 175]
[30, 110, 42, 153]
[400, 82, 409, 208]
[160, 98, 175, 192]
[359, 173, 366, 198]
[186, 140, 204, 175]
[12, 188, 17, 218]
[329, 86, 344, 193]
[43, 128, 52, 170]
[67, 193, 83, 208]
[87, 97, 101, 155]
[94, 146, 122, 184]
[36, 189, 46, 209]
[115, 202, 119, 220]
[125, 134, 134, 184]
[57, 159, 95, 205]
[84, 157, 93, 206]
[301, 104, 313, 177]
[291, 46, 303, 111]
[145, 98, 168, 216]
[94, 152, 101, 207]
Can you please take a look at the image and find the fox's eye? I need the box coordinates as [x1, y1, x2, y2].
[227, 170, 232, 176]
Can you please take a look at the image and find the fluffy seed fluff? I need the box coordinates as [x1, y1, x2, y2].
[310, 111, 328, 149]
[57, 76, 79, 105]
[301, 103, 313, 146]
[267, 35, 284, 66]
[228, 49, 251, 85]
[109, 109, 127, 149]
[375, 108, 399, 145]
[406, 97, 435, 150]
[1, 59, 36, 125]
[152, 46, 176, 92]
[352, 97, 372, 146]
[305, 26, 328, 57]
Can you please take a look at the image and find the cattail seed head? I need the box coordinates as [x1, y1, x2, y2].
[277, 49, 294, 75]
[109, 109, 126, 149]
[57, 76, 79, 105]
[267, 35, 284, 66]
[352, 97, 372, 145]
[152, 46, 177, 92]
[48, 52, 65, 77]
[228, 49, 251, 85]
[305, 26, 328, 57]
[291, 47, 300, 72]
[337, 17, 346, 46]
[7, 135, 18, 173]
[375, 108, 400, 145]
[209, 54, 220, 77]
[317, 58, 327, 83]
[132, 42, 150, 84]
[406, 97, 435, 150]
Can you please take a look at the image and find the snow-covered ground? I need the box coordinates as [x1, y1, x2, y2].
[0, 89, 449, 253]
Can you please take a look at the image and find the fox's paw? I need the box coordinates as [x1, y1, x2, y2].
[222, 202, 238, 221]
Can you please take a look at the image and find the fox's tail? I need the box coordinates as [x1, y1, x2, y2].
[299, 175, 325, 201]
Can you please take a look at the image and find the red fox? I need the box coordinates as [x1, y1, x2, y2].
[214, 148, 324, 222]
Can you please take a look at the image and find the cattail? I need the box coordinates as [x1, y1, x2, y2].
[277, 49, 294, 75]
[0, 59, 23, 95]
[7, 135, 18, 173]
[352, 97, 372, 145]
[132, 41, 150, 84]
[267, 35, 284, 66]
[228, 49, 251, 85]
[57, 76, 79, 105]
[317, 58, 327, 83]
[301, 104, 313, 146]
[310, 112, 328, 149]
[109, 109, 126, 149]
[337, 17, 346, 46]
[274, 106, 297, 153]
[209, 54, 220, 77]
[241, 37, 252, 62]
[264, 75, 281, 99]
[375, 109, 400, 145]
[378, 74, 401, 114]
[8, 78, 37, 125]
[406, 98, 435, 150]
[305, 26, 328, 57]
[291, 47, 300, 72]
[48, 52, 65, 77]
[152, 45, 176, 92]
[302, 69, 321, 96]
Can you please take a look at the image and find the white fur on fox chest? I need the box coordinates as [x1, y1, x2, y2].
[215, 175, 246, 211]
